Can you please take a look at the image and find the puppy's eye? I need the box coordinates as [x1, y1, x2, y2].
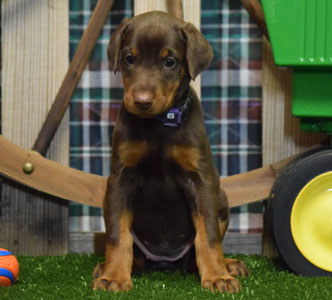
[163, 57, 177, 69]
[124, 54, 135, 66]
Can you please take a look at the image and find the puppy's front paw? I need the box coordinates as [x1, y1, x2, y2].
[202, 276, 241, 293]
[92, 277, 133, 292]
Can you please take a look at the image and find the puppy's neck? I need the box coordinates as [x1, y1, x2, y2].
[153, 88, 191, 128]
[173, 75, 191, 105]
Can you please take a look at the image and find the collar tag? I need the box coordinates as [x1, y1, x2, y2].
[162, 108, 182, 127]
[153, 92, 191, 127]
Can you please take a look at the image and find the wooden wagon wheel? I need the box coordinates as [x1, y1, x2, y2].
[0, 131, 303, 209]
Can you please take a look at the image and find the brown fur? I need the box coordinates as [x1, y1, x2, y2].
[92, 212, 133, 291]
[168, 145, 200, 172]
[118, 142, 149, 168]
[131, 47, 138, 57]
[193, 215, 241, 293]
[161, 48, 170, 59]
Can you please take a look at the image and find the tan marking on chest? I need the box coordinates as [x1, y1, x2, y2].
[118, 142, 149, 168]
[168, 145, 200, 172]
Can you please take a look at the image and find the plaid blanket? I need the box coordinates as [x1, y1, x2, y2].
[69, 0, 263, 233]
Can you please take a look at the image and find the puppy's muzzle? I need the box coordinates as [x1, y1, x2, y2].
[134, 91, 153, 111]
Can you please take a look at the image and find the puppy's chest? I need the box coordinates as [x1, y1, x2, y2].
[117, 140, 200, 173]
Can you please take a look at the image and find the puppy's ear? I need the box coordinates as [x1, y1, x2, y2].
[181, 23, 214, 80]
[107, 18, 131, 73]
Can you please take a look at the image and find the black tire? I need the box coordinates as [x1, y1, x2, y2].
[267, 147, 332, 277]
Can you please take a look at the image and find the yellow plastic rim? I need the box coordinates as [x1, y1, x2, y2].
[291, 171, 332, 272]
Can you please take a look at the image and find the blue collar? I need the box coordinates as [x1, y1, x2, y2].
[154, 93, 191, 128]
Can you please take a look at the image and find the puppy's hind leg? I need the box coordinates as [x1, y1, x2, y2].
[218, 189, 249, 278]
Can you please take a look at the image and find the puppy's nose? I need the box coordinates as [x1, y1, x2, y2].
[134, 91, 153, 111]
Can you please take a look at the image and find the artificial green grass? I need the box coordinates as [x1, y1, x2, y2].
[1, 254, 331, 300]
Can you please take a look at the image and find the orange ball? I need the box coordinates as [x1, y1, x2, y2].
[0, 248, 19, 286]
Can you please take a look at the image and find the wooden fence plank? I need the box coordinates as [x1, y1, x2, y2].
[1, 0, 69, 255]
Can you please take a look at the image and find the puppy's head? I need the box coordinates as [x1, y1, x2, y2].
[108, 11, 213, 117]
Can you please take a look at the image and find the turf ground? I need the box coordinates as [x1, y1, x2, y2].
[1, 254, 331, 300]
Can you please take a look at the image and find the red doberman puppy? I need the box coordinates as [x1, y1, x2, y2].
[92, 11, 248, 293]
